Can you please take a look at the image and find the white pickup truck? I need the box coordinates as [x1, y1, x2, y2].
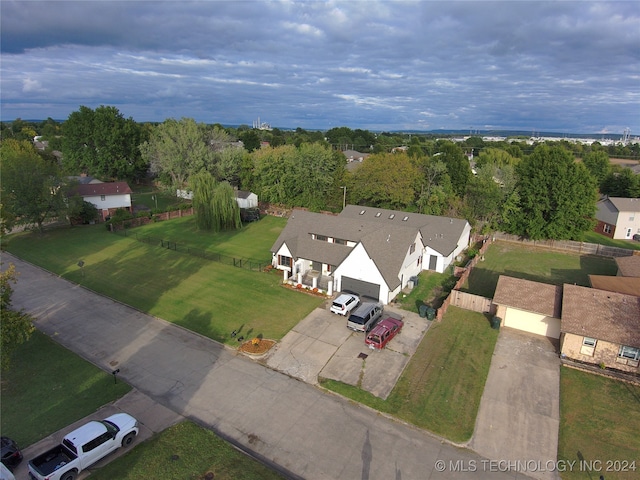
[27, 413, 138, 480]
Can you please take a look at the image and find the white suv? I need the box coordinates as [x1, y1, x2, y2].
[330, 293, 360, 316]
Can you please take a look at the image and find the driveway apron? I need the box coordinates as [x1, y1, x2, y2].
[470, 328, 561, 480]
[6, 254, 531, 480]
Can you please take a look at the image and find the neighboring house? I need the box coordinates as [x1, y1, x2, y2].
[589, 275, 640, 297]
[615, 255, 640, 277]
[560, 284, 640, 374]
[343, 150, 370, 172]
[74, 182, 133, 221]
[492, 276, 562, 339]
[235, 190, 258, 209]
[594, 197, 640, 240]
[270, 205, 471, 305]
[68, 175, 102, 185]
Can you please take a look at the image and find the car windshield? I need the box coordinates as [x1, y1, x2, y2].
[101, 420, 120, 434]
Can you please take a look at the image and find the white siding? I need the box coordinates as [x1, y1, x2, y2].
[83, 193, 131, 210]
[334, 243, 389, 304]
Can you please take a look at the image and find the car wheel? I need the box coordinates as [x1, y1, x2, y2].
[122, 432, 136, 447]
[61, 471, 77, 480]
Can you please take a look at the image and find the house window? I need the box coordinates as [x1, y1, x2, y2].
[580, 337, 597, 356]
[277, 255, 292, 268]
[410, 243, 416, 254]
[100, 195, 106, 201]
[618, 345, 640, 361]
[603, 224, 611, 234]
[316, 234, 327, 242]
[334, 238, 346, 245]
[630, 214, 635, 221]
[327, 264, 333, 273]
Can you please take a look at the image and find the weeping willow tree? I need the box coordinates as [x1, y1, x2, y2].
[191, 172, 241, 231]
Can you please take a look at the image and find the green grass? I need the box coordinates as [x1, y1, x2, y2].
[583, 230, 640, 251]
[320, 307, 498, 442]
[463, 242, 618, 298]
[89, 421, 285, 480]
[3, 221, 323, 344]
[126, 214, 287, 262]
[130, 186, 185, 212]
[1, 331, 131, 447]
[395, 270, 455, 312]
[558, 367, 640, 480]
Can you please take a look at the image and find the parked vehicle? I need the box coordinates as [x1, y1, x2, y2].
[330, 293, 360, 316]
[0, 437, 22, 471]
[28, 413, 139, 480]
[347, 302, 383, 332]
[365, 317, 404, 350]
[0, 462, 15, 480]
[633, 233, 640, 242]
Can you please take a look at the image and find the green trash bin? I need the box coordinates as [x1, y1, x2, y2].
[419, 304, 429, 318]
[492, 316, 501, 330]
[426, 307, 436, 321]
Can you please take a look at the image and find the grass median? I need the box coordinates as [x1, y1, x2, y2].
[320, 307, 498, 443]
[89, 421, 285, 480]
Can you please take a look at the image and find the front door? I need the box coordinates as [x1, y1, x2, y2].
[428, 255, 437, 270]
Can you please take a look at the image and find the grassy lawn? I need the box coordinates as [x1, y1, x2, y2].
[130, 185, 186, 212]
[395, 269, 456, 312]
[124, 214, 287, 263]
[320, 306, 498, 443]
[462, 241, 618, 298]
[558, 367, 640, 480]
[583, 230, 640, 251]
[3, 221, 323, 344]
[1, 331, 131, 447]
[89, 421, 285, 480]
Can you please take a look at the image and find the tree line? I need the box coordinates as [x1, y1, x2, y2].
[1, 106, 639, 240]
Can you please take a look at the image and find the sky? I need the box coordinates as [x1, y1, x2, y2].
[1, 1, 639, 134]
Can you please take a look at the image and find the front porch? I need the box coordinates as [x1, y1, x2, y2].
[286, 269, 334, 294]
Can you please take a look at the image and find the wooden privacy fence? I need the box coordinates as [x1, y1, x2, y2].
[448, 290, 495, 315]
[492, 232, 637, 258]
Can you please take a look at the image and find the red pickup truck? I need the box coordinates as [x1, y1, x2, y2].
[365, 317, 403, 350]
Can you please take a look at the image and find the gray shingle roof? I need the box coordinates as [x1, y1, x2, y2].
[616, 255, 640, 278]
[271, 206, 469, 290]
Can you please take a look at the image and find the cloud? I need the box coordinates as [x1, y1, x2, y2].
[0, 1, 638, 133]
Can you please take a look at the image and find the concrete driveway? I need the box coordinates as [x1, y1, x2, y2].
[470, 328, 561, 480]
[265, 304, 430, 399]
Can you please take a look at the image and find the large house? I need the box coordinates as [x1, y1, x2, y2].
[74, 182, 133, 221]
[594, 197, 640, 240]
[271, 205, 471, 305]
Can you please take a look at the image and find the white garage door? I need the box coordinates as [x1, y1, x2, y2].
[503, 308, 561, 339]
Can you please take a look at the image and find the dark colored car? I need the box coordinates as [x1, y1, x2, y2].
[365, 317, 404, 350]
[1, 436, 23, 470]
[633, 233, 640, 242]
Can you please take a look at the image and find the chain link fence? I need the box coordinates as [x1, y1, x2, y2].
[112, 229, 271, 272]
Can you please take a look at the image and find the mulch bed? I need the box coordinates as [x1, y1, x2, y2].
[238, 339, 276, 355]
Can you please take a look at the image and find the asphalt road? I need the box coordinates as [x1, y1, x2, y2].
[5, 254, 531, 480]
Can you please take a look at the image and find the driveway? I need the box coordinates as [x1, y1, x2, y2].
[470, 328, 561, 480]
[5, 253, 529, 480]
[265, 304, 430, 398]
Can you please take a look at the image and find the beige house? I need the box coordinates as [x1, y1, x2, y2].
[594, 197, 640, 240]
[492, 276, 562, 339]
[560, 284, 640, 373]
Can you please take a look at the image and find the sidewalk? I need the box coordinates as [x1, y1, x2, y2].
[5, 254, 529, 480]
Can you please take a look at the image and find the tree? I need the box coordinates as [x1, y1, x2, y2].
[506, 145, 597, 240]
[67, 195, 99, 224]
[215, 147, 247, 187]
[1, 141, 66, 233]
[350, 152, 420, 209]
[239, 130, 261, 153]
[435, 141, 472, 196]
[62, 105, 146, 181]
[600, 167, 640, 198]
[190, 172, 241, 231]
[1, 263, 35, 371]
[582, 150, 611, 188]
[140, 118, 215, 193]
